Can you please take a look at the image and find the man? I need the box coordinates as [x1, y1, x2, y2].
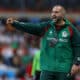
[6, 5, 80, 80]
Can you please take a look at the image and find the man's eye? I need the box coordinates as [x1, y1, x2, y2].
[52, 11, 59, 13]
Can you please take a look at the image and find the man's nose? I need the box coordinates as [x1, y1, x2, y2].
[52, 13, 55, 16]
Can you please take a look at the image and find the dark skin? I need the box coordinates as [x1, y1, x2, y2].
[6, 5, 79, 76]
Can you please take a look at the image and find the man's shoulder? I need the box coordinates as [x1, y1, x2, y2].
[65, 19, 78, 32]
[41, 19, 53, 24]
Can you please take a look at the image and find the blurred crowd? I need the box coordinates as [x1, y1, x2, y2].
[0, 17, 79, 80]
[0, 0, 80, 11]
[0, 17, 41, 80]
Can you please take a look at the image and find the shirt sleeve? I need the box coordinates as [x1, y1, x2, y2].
[71, 25, 80, 65]
[12, 21, 49, 36]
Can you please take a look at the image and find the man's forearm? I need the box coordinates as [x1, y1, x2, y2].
[73, 46, 80, 65]
[12, 21, 47, 36]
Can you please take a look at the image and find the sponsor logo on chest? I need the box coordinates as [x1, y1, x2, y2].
[47, 30, 69, 43]
[59, 31, 69, 42]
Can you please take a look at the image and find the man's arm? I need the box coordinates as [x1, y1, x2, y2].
[71, 25, 80, 65]
[7, 18, 50, 36]
[70, 24, 80, 75]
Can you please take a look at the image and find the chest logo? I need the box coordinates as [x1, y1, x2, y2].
[49, 31, 53, 34]
[62, 31, 68, 37]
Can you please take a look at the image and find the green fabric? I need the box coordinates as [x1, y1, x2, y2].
[11, 42, 19, 49]
[40, 21, 73, 72]
[65, 19, 80, 64]
[31, 50, 40, 76]
[21, 54, 32, 65]
[12, 19, 80, 72]
[40, 71, 71, 80]
[12, 21, 47, 36]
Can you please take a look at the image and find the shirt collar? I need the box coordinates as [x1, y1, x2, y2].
[50, 18, 71, 26]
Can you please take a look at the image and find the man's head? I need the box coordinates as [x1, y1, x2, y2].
[51, 5, 66, 23]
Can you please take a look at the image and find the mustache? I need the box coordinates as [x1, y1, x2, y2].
[51, 16, 57, 19]
[51, 16, 63, 20]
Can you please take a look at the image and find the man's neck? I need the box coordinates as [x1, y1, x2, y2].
[55, 19, 65, 26]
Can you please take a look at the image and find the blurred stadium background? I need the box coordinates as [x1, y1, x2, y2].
[0, 0, 79, 80]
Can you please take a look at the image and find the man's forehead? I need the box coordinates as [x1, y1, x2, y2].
[52, 6, 62, 11]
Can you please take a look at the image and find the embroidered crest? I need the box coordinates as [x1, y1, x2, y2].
[62, 31, 68, 37]
[49, 31, 53, 34]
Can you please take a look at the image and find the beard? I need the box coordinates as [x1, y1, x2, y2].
[52, 16, 63, 23]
